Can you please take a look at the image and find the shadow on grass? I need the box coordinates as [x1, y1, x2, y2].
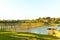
[0, 31, 59, 40]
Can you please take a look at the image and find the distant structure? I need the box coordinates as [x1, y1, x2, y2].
[0, 22, 17, 32]
[47, 27, 56, 35]
[47, 27, 60, 37]
[0, 22, 28, 32]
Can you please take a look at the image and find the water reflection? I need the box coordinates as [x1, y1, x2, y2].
[28, 26, 60, 34]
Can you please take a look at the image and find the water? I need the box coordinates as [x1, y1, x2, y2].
[28, 26, 60, 34]
[0, 25, 60, 35]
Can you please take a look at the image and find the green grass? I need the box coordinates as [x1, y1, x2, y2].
[0, 35, 21, 40]
[16, 32, 58, 40]
[0, 31, 59, 40]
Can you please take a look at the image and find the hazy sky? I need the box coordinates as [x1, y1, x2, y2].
[0, 0, 60, 20]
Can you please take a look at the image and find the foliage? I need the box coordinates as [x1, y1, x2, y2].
[0, 17, 60, 26]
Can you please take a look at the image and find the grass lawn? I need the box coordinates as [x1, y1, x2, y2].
[0, 31, 59, 40]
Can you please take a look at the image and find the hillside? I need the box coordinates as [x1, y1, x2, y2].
[0, 32, 58, 40]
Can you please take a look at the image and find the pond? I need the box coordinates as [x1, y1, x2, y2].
[28, 26, 60, 34]
[0, 25, 60, 35]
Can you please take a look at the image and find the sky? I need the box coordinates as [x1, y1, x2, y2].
[0, 0, 60, 20]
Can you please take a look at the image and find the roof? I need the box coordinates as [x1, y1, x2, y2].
[47, 28, 56, 30]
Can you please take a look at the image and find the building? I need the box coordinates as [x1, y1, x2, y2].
[47, 27, 60, 37]
[47, 27, 56, 35]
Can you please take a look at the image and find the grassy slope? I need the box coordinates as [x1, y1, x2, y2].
[0, 32, 21, 40]
[0, 32, 59, 40]
[16, 32, 58, 40]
